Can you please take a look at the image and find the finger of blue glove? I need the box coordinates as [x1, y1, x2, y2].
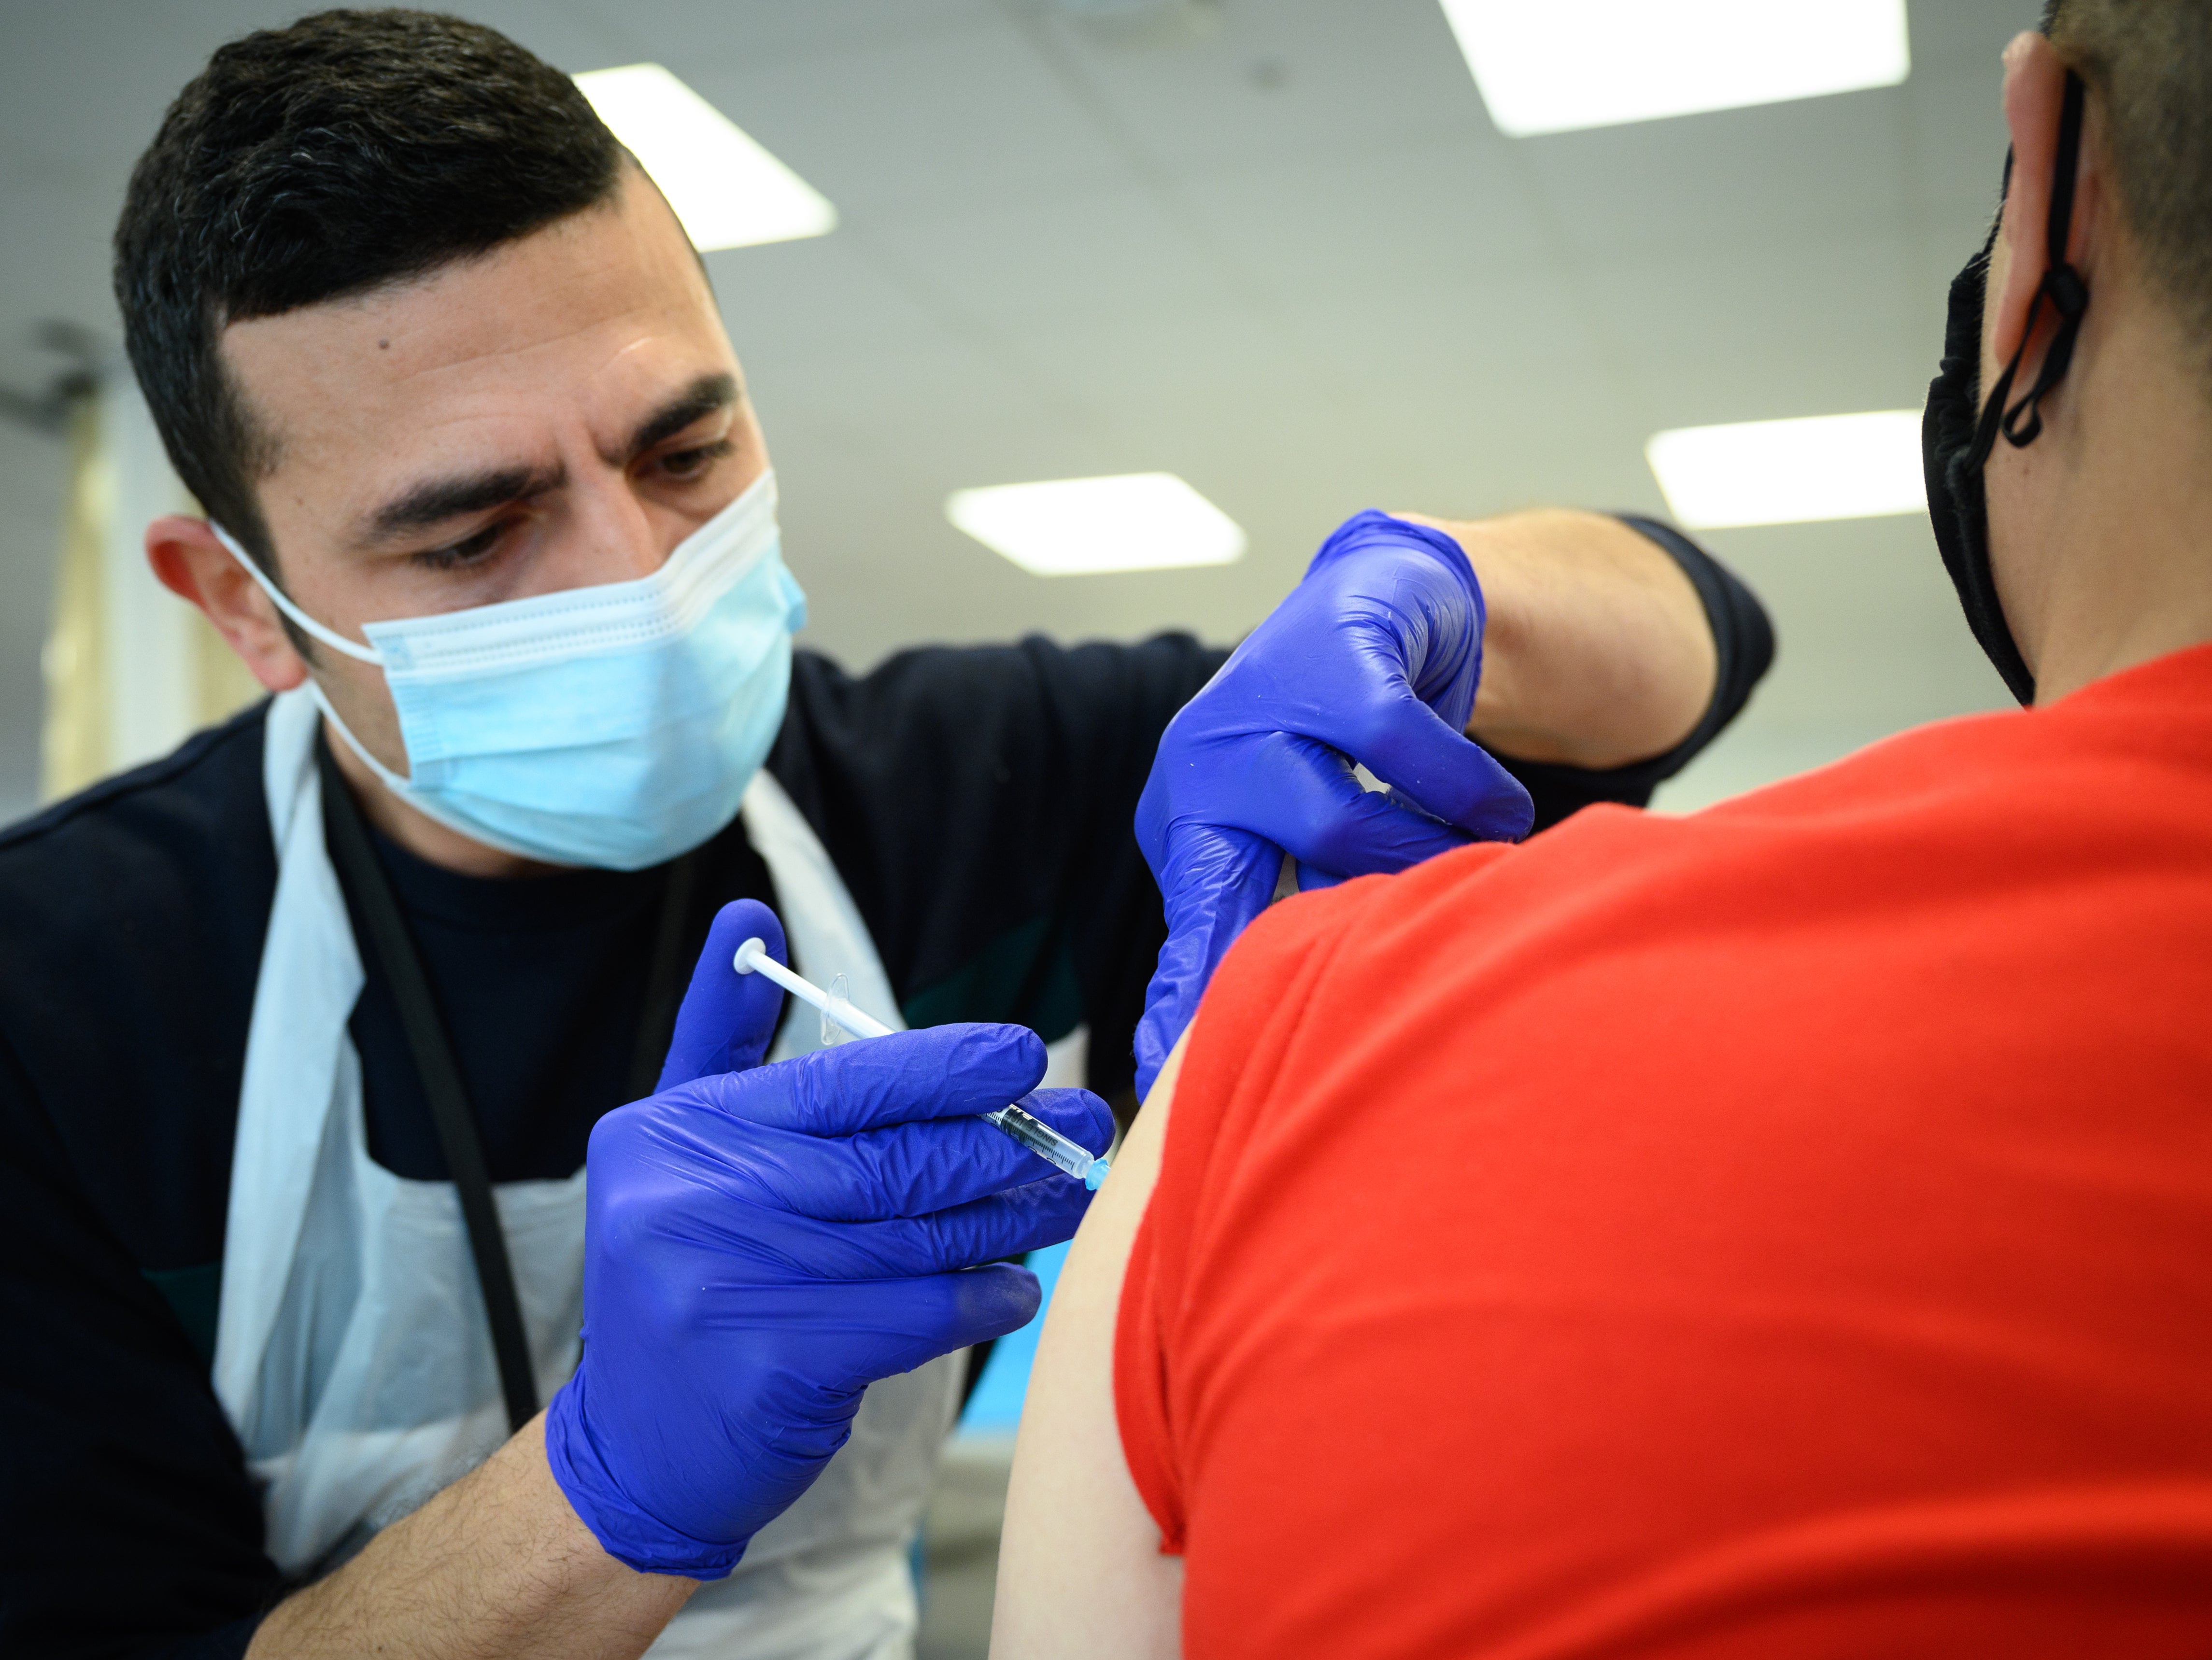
[657, 900, 791, 1090]
[693, 1022, 1048, 1136]
[866, 1261, 1047, 1370]
[671, 1086, 1115, 1221]
[1019, 1087, 1117, 1154]
[1273, 513, 1535, 839]
[1141, 729, 1469, 888]
[685, 1175, 1098, 1280]
[1291, 782, 1470, 887]
[548, 1259, 1044, 1576]
[784, 1263, 1048, 1380]
[1219, 733, 1475, 877]
[891, 1179, 1102, 1273]
[1337, 679, 1534, 840]
[675, 1263, 1050, 1389]
[1134, 821, 1280, 1100]
[1303, 512, 1484, 724]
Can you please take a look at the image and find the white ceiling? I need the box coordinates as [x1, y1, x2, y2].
[0, 0, 2036, 820]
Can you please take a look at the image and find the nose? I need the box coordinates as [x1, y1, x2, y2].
[558, 465, 667, 587]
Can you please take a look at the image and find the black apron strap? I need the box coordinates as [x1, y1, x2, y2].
[316, 742, 709, 1435]
[628, 849, 699, 1099]
[317, 731, 717, 1433]
[316, 738, 542, 1433]
[316, 741, 709, 1434]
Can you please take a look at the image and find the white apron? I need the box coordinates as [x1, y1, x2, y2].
[212, 688, 958, 1658]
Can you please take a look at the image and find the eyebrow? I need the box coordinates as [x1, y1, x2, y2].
[612, 372, 742, 464]
[364, 462, 565, 542]
[356, 372, 741, 546]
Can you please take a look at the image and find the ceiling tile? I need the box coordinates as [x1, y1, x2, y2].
[759, 326, 1106, 487]
[1032, 0, 1501, 174]
[1173, 137, 1553, 305]
[679, 22, 1135, 219]
[984, 300, 1325, 433]
[1268, 264, 1612, 409]
[864, 180, 1242, 331]
[561, 0, 991, 72]
[706, 234, 955, 382]
[1580, 228, 1934, 429]
[1513, 86, 1911, 260]
[1906, 61, 2012, 235]
[1907, 0, 2043, 74]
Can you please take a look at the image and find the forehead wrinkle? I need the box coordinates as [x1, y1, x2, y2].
[350, 251, 708, 395]
[369, 316, 733, 458]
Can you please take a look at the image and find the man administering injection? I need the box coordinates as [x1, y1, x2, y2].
[0, 12, 1768, 1659]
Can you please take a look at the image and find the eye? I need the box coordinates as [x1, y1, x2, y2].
[659, 437, 734, 481]
[410, 521, 506, 571]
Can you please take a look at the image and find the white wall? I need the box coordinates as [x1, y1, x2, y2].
[0, 421, 62, 823]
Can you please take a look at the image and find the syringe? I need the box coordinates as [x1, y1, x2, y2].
[733, 938, 1110, 1191]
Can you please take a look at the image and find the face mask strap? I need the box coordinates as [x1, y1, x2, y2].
[304, 675, 546, 861]
[1960, 216, 2015, 475]
[209, 522, 387, 666]
[1995, 70, 2091, 452]
[306, 677, 411, 792]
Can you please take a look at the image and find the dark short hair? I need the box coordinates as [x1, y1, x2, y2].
[2044, 0, 2212, 385]
[113, 9, 624, 574]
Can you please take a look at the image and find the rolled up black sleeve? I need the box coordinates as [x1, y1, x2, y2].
[1488, 515, 1775, 830]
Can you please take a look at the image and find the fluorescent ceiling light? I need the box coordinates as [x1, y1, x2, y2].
[1438, 0, 1910, 137]
[945, 474, 1247, 576]
[574, 64, 836, 252]
[1646, 410, 1926, 530]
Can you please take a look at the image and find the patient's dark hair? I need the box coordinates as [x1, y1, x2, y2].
[2043, 0, 2212, 386]
[113, 9, 623, 572]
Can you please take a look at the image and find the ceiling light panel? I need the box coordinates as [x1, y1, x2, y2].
[1438, 0, 1910, 137]
[945, 474, 1248, 577]
[574, 64, 836, 252]
[1646, 410, 1927, 529]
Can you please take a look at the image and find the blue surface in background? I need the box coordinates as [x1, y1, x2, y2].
[955, 1240, 1070, 1434]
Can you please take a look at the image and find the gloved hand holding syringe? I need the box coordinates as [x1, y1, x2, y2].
[734, 937, 1112, 1190]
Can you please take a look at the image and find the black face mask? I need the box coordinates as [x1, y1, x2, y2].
[1922, 69, 2090, 707]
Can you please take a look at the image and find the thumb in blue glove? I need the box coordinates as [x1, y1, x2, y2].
[1133, 511, 1535, 1097]
[656, 898, 791, 1088]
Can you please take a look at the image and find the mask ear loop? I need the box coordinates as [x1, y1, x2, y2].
[1971, 70, 2090, 466]
[210, 522, 388, 666]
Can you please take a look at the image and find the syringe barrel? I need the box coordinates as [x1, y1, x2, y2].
[736, 939, 1105, 1185]
[984, 1097, 1108, 1189]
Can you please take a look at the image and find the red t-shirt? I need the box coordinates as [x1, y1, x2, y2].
[1117, 645, 2212, 1659]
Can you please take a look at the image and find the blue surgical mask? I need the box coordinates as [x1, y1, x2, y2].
[215, 468, 806, 870]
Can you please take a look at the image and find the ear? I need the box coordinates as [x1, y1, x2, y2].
[145, 515, 310, 693]
[1991, 31, 2104, 375]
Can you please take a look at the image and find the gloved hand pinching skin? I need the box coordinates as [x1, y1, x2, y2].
[1133, 510, 1534, 1097]
[546, 899, 1114, 1579]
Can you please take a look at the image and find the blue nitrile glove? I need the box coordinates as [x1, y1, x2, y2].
[1133, 510, 1534, 1096]
[546, 898, 1113, 1579]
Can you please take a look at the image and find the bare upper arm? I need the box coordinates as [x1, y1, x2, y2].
[989, 1036, 1189, 1660]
